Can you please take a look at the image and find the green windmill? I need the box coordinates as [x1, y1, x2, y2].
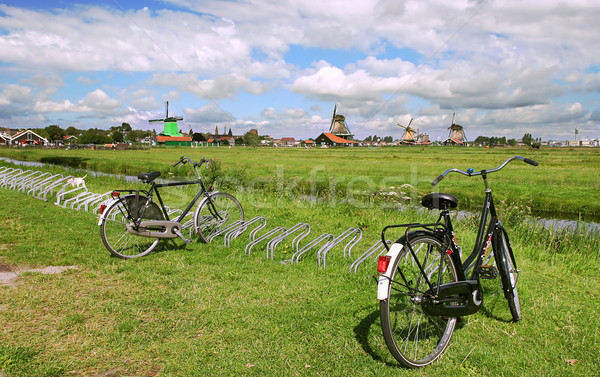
[149, 101, 184, 137]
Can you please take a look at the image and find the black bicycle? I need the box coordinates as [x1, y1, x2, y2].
[376, 155, 538, 368]
[98, 156, 244, 258]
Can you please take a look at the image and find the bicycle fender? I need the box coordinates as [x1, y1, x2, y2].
[97, 194, 146, 226]
[97, 197, 121, 226]
[377, 242, 404, 300]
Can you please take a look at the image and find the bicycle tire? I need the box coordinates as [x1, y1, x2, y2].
[194, 192, 244, 243]
[100, 195, 163, 259]
[380, 232, 458, 368]
[494, 227, 521, 321]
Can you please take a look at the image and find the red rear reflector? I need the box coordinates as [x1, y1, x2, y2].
[378, 256, 391, 273]
[112, 191, 120, 197]
[100, 204, 107, 214]
[446, 249, 452, 255]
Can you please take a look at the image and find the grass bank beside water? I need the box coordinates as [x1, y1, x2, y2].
[1, 146, 598, 221]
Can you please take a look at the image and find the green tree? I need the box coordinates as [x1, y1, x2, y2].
[192, 132, 207, 142]
[65, 126, 79, 136]
[228, 128, 233, 137]
[243, 131, 260, 147]
[121, 122, 132, 132]
[112, 130, 124, 143]
[79, 128, 111, 144]
[45, 125, 65, 141]
[508, 138, 517, 146]
[522, 133, 533, 146]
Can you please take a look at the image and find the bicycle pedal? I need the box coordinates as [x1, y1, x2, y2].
[173, 228, 193, 244]
[476, 265, 498, 279]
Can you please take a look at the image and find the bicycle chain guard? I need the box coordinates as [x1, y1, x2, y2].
[421, 280, 482, 317]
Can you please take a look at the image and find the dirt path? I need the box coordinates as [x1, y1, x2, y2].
[0, 263, 77, 287]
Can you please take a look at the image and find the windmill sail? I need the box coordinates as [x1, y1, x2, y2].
[329, 104, 352, 136]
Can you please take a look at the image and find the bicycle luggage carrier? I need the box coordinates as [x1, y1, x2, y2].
[381, 221, 448, 251]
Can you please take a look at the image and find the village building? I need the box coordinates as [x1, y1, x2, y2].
[8, 129, 48, 147]
[314, 105, 359, 147]
[314, 132, 359, 147]
[149, 101, 192, 146]
[442, 113, 467, 146]
[0, 132, 10, 146]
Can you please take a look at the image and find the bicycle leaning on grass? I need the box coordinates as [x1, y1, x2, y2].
[376, 155, 538, 368]
[97, 156, 244, 259]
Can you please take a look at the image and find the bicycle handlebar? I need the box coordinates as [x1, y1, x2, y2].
[431, 155, 539, 186]
[172, 156, 209, 168]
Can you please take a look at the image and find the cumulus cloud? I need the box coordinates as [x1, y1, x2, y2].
[0, 0, 597, 138]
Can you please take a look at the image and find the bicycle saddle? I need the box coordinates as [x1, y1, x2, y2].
[137, 171, 161, 183]
[422, 192, 458, 210]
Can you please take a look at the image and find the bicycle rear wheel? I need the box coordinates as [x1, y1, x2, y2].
[194, 192, 244, 243]
[494, 227, 521, 321]
[380, 232, 458, 368]
[100, 195, 163, 259]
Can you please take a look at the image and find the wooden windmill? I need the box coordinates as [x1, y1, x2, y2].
[149, 101, 184, 137]
[447, 113, 467, 144]
[329, 105, 353, 140]
[398, 118, 416, 144]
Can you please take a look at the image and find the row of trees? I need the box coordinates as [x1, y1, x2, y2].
[473, 133, 541, 147]
[33, 123, 153, 145]
[363, 135, 395, 143]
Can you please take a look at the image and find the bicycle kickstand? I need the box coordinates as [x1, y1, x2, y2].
[173, 228, 193, 244]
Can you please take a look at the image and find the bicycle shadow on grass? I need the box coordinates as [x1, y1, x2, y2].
[352, 306, 397, 366]
[352, 305, 469, 367]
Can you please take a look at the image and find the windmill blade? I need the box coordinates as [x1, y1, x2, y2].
[397, 123, 407, 130]
[408, 118, 413, 128]
[451, 112, 456, 126]
[330, 104, 337, 131]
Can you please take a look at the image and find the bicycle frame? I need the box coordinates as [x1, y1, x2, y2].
[378, 156, 536, 312]
[143, 178, 210, 224]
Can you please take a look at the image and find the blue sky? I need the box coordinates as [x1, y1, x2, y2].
[0, 0, 599, 141]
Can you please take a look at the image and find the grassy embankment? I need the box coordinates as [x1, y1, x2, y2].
[1, 146, 599, 221]
[0, 146, 598, 376]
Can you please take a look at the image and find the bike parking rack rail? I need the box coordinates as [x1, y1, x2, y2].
[245, 226, 287, 255]
[266, 222, 311, 260]
[285, 233, 334, 265]
[55, 183, 88, 207]
[317, 228, 362, 269]
[349, 239, 390, 273]
[22, 171, 53, 194]
[224, 216, 267, 247]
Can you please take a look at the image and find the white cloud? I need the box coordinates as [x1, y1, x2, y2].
[0, 1, 597, 138]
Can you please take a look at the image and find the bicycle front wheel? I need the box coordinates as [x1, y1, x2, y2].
[100, 195, 163, 259]
[380, 232, 458, 368]
[494, 227, 521, 321]
[194, 192, 244, 243]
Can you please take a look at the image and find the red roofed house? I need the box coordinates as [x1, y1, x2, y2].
[314, 132, 359, 147]
[156, 135, 192, 146]
[315, 105, 358, 147]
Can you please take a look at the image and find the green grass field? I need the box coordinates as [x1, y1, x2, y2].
[1, 145, 599, 220]
[0, 146, 599, 376]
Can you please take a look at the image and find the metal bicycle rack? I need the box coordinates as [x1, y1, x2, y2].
[0, 164, 387, 273]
